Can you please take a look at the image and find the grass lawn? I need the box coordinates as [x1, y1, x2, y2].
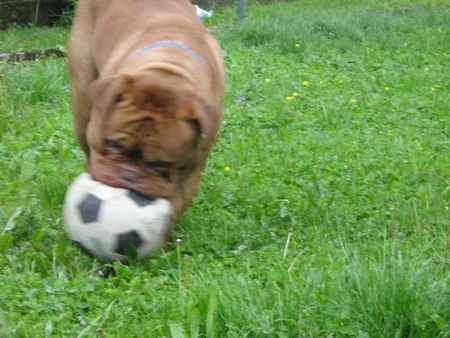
[0, 0, 449, 336]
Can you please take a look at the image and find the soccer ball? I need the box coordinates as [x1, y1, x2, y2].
[63, 173, 172, 261]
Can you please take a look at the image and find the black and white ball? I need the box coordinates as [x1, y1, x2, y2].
[63, 173, 172, 261]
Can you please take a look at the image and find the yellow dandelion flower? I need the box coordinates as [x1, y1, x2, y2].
[264, 78, 271, 84]
[338, 80, 344, 84]
[301, 80, 309, 86]
[384, 87, 391, 92]
[224, 166, 231, 173]
[295, 43, 301, 48]
[424, 67, 429, 72]
[292, 92, 299, 97]
[431, 87, 437, 92]
[319, 81, 324, 84]
[349, 98, 357, 104]
[286, 96, 294, 101]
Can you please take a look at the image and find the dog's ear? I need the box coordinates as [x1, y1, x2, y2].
[89, 74, 133, 118]
[178, 96, 221, 143]
[86, 75, 133, 151]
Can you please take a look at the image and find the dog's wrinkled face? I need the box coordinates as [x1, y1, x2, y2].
[86, 70, 211, 199]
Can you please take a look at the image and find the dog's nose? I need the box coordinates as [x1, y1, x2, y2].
[120, 170, 141, 184]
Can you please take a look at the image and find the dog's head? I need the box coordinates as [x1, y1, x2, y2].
[85, 69, 217, 199]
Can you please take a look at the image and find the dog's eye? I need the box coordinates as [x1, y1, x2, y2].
[146, 161, 173, 180]
[105, 140, 125, 153]
[146, 161, 173, 170]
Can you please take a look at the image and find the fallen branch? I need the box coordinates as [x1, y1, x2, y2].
[0, 47, 65, 63]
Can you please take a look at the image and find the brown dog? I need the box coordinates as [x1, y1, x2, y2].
[68, 0, 224, 223]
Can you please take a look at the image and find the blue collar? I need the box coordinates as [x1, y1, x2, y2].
[134, 40, 202, 63]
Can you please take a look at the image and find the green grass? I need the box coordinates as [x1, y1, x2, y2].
[0, 1, 449, 336]
[0, 26, 68, 52]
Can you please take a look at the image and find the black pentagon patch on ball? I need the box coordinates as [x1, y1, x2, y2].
[115, 230, 143, 255]
[127, 190, 154, 207]
[77, 193, 102, 223]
